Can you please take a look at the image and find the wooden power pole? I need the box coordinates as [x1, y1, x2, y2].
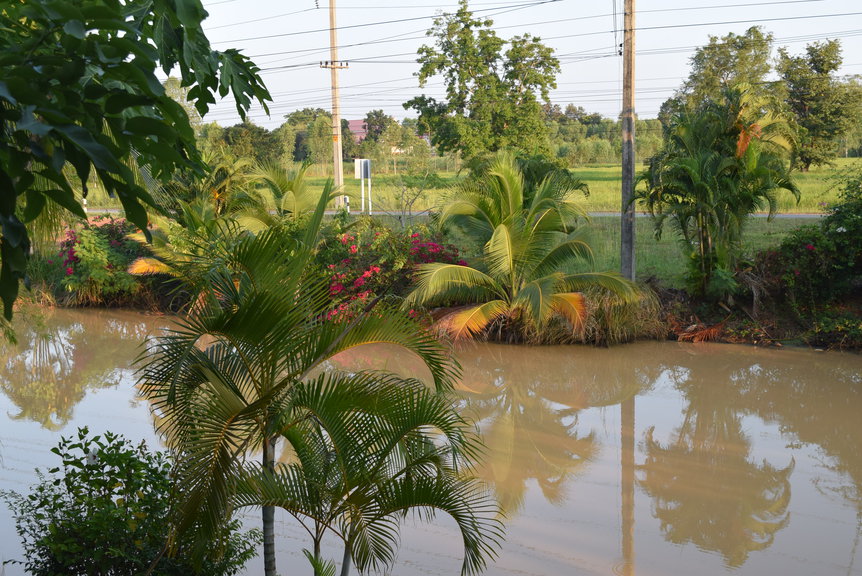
[322, 0, 347, 208]
[620, 0, 636, 280]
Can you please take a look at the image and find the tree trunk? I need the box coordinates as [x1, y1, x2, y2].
[263, 435, 277, 576]
[340, 539, 353, 576]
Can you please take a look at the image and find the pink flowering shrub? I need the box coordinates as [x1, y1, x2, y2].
[317, 218, 463, 321]
[55, 216, 152, 305]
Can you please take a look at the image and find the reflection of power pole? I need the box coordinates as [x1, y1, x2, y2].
[322, 0, 347, 208]
[621, 396, 635, 576]
[620, 0, 636, 280]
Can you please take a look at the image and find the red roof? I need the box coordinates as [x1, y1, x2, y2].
[346, 119, 367, 143]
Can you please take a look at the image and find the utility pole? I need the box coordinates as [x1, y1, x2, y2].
[322, 0, 347, 208]
[620, 0, 636, 280]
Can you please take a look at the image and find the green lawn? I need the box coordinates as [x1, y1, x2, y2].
[570, 158, 862, 213]
[585, 215, 816, 288]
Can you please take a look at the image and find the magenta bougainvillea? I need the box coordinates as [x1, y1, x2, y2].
[318, 220, 463, 322]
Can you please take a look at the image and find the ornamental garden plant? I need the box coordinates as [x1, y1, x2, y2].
[317, 216, 464, 321]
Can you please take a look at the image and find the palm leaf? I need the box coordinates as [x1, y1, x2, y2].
[446, 300, 510, 340]
[405, 263, 504, 309]
[551, 292, 587, 331]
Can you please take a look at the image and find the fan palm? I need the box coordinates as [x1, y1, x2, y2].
[137, 192, 499, 576]
[405, 153, 637, 342]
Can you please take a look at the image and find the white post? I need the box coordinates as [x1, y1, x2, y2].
[360, 176, 365, 214]
[368, 170, 372, 215]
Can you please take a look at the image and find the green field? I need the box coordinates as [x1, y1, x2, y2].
[584, 215, 815, 288]
[86, 157, 860, 216]
[316, 157, 861, 216]
[569, 158, 862, 213]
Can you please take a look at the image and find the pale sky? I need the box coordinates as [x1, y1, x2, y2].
[197, 0, 862, 129]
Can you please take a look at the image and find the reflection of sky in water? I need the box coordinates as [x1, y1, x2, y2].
[3, 316, 862, 575]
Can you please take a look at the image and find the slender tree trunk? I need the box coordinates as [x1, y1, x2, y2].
[314, 536, 323, 575]
[263, 435, 277, 576]
[340, 538, 353, 576]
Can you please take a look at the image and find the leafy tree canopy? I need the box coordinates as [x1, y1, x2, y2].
[0, 0, 271, 319]
[363, 109, 398, 142]
[405, 0, 559, 159]
[660, 27, 774, 130]
[777, 40, 862, 170]
[284, 107, 331, 127]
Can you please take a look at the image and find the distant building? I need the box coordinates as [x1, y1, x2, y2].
[346, 119, 368, 143]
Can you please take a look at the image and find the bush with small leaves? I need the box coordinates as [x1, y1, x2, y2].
[0, 427, 260, 576]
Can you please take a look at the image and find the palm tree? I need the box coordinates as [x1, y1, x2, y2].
[405, 153, 637, 343]
[232, 160, 322, 232]
[637, 85, 799, 297]
[137, 192, 499, 576]
[151, 147, 253, 221]
[232, 377, 501, 576]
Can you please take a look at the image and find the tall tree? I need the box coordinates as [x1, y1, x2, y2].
[660, 27, 774, 130]
[777, 40, 861, 170]
[405, 0, 559, 159]
[0, 0, 270, 319]
[638, 87, 799, 298]
[363, 109, 397, 142]
[221, 121, 285, 166]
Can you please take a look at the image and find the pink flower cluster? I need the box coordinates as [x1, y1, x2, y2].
[58, 230, 80, 276]
[409, 236, 460, 265]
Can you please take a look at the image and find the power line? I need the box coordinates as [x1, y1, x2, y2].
[213, 0, 565, 44]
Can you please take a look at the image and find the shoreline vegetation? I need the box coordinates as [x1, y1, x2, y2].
[19, 156, 862, 352]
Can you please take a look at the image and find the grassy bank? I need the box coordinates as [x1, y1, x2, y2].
[585, 216, 814, 288]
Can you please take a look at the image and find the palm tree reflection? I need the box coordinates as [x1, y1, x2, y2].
[457, 343, 654, 516]
[638, 353, 794, 568]
[0, 309, 164, 429]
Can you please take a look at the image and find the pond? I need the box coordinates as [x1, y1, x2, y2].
[1, 309, 862, 576]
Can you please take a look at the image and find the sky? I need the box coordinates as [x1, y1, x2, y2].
[196, 0, 862, 129]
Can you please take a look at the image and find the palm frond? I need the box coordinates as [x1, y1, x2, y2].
[445, 300, 510, 340]
[550, 292, 587, 332]
[405, 263, 503, 309]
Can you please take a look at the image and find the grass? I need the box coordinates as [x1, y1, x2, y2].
[584, 215, 815, 288]
[83, 157, 860, 215]
[570, 158, 862, 213]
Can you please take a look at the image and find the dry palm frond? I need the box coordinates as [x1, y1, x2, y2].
[669, 315, 725, 343]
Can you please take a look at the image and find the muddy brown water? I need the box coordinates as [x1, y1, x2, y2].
[1, 309, 861, 576]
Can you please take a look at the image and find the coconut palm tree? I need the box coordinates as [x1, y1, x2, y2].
[405, 153, 637, 343]
[137, 192, 500, 576]
[637, 85, 799, 297]
[232, 160, 322, 232]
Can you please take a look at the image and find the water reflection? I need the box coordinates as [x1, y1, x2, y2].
[454, 344, 657, 516]
[3, 317, 862, 576]
[0, 308, 165, 429]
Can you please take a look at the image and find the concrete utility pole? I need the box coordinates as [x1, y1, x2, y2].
[322, 0, 347, 208]
[620, 0, 636, 281]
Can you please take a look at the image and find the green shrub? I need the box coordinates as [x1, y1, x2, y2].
[57, 216, 151, 306]
[754, 169, 862, 317]
[805, 311, 862, 350]
[317, 217, 463, 320]
[0, 427, 260, 576]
